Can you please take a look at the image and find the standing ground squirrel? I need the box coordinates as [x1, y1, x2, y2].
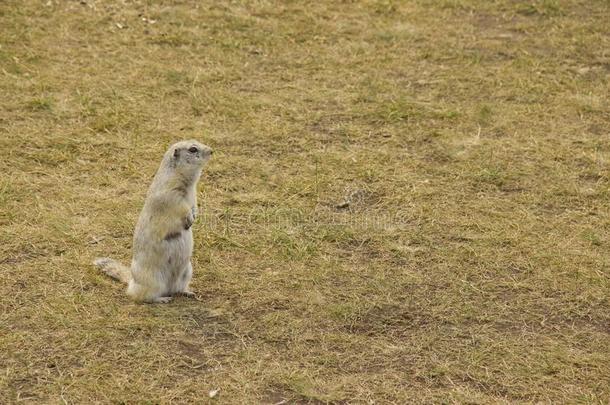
[94, 140, 213, 303]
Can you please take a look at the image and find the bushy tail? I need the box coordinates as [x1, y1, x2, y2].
[93, 257, 132, 284]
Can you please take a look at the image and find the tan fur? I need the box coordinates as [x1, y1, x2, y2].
[94, 140, 212, 303]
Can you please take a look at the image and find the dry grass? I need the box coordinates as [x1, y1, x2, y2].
[1, 0, 609, 403]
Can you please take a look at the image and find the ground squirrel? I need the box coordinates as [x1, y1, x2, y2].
[94, 140, 213, 303]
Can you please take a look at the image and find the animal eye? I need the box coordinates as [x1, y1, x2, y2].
[188, 146, 198, 153]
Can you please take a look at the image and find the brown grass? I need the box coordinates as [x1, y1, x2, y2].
[1, 0, 609, 403]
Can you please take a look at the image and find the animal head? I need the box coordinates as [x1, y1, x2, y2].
[168, 140, 213, 173]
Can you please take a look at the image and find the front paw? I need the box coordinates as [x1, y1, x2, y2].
[184, 211, 195, 230]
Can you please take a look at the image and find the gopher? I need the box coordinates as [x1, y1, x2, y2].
[94, 140, 213, 303]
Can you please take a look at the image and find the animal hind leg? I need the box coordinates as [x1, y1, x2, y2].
[151, 296, 173, 303]
[127, 280, 173, 303]
[173, 262, 195, 298]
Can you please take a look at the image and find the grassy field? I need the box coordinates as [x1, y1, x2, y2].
[1, 0, 609, 403]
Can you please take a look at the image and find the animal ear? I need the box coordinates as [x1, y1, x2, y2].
[173, 148, 179, 158]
